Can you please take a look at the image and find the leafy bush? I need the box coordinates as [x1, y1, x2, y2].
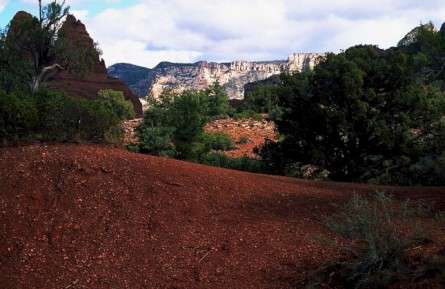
[170, 91, 209, 159]
[138, 84, 234, 160]
[261, 44, 445, 185]
[200, 152, 268, 173]
[36, 90, 131, 143]
[0, 89, 133, 144]
[242, 74, 281, 114]
[97, 89, 135, 120]
[308, 193, 443, 289]
[232, 109, 263, 121]
[202, 132, 234, 151]
[203, 82, 231, 118]
[0, 90, 38, 142]
[138, 90, 209, 159]
[137, 126, 176, 157]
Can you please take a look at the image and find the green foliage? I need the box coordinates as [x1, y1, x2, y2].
[0, 1, 100, 93]
[242, 75, 281, 114]
[34, 89, 131, 143]
[138, 88, 271, 174]
[308, 193, 443, 289]
[202, 132, 234, 151]
[232, 109, 263, 121]
[261, 42, 445, 185]
[137, 126, 176, 157]
[138, 83, 232, 160]
[170, 91, 208, 159]
[0, 90, 38, 142]
[204, 82, 231, 118]
[0, 89, 132, 144]
[97, 89, 135, 120]
[200, 152, 268, 173]
[138, 90, 208, 159]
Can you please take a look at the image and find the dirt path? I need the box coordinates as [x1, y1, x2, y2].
[0, 144, 444, 289]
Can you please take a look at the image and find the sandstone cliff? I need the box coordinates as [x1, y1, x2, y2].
[147, 53, 324, 100]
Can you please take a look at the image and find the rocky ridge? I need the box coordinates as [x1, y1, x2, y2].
[148, 53, 324, 100]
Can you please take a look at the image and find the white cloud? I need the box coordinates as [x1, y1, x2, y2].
[77, 0, 445, 68]
[0, 0, 7, 13]
[70, 9, 88, 22]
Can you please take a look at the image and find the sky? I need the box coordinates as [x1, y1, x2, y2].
[1, 0, 445, 68]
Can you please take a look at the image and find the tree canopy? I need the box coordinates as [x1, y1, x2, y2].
[261, 23, 445, 185]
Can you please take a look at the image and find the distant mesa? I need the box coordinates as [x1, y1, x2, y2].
[109, 53, 325, 101]
[108, 63, 155, 98]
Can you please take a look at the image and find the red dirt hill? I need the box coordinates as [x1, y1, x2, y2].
[0, 145, 444, 289]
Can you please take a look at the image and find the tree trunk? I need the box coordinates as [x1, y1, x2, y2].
[30, 63, 64, 94]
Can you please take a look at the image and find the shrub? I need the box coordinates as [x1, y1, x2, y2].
[203, 82, 231, 118]
[242, 74, 281, 114]
[97, 89, 135, 120]
[202, 132, 234, 151]
[170, 91, 208, 159]
[200, 152, 268, 173]
[137, 125, 176, 157]
[261, 45, 445, 185]
[232, 109, 263, 121]
[36, 90, 130, 143]
[308, 193, 443, 289]
[0, 90, 38, 143]
[138, 90, 209, 160]
[0, 89, 132, 144]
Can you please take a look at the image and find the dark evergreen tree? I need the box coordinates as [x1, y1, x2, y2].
[262, 41, 445, 185]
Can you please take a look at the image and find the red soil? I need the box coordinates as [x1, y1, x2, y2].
[0, 144, 444, 289]
[204, 118, 276, 158]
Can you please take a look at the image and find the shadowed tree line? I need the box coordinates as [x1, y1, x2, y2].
[257, 22, 445, 185]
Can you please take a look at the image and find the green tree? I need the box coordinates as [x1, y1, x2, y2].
[262, 45, 445, 185]
[98, 89, 135, 120]
[138, 90, 209, 160]
[242, 75, 281, 114]
[204, 81, 230, 117]
[169, 91, 209, 159]
[0, 0, 98, 93]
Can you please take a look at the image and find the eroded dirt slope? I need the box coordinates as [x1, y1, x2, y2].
[0, 145, 444, 289]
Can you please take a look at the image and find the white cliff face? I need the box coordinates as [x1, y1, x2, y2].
[148, 53, 325, 100]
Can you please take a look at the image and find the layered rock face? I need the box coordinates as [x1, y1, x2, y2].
[45, 15, 143, 116]
[148, 53, 324, 100]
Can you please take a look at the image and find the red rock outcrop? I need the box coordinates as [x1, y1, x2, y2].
[47, 15, 143, 116]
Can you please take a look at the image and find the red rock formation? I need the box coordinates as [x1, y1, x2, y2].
[47, 15, 143, 116]
[7, 12, 142, 116]
[7, 11, 35, 37]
